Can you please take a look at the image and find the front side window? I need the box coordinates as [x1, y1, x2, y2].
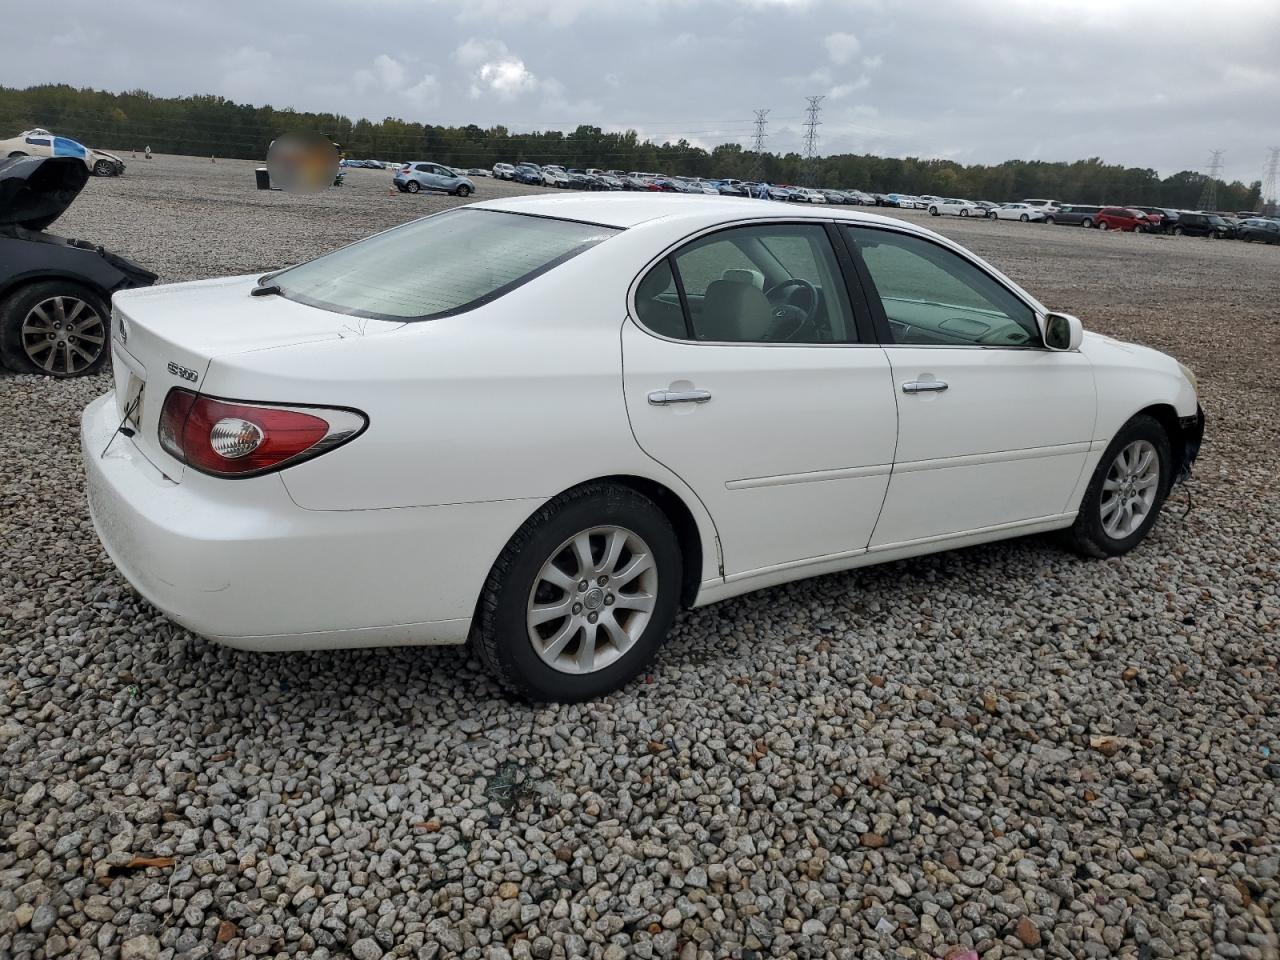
[844, 226, 1039, 347]
[271, 209, 618, 321]
[633, 224, 858, 344]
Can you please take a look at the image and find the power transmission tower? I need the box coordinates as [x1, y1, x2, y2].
[750, 109, 769, 181]
[802, 96, 824, 186]
[1197, 149, 1224, 211]
[1262, 147, 1279, 215]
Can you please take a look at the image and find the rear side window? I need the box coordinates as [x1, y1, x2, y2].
[271, 209, 618, 321]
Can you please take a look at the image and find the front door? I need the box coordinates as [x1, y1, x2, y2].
[622, 222, 899, 579]
[842, 224, 1097, 547]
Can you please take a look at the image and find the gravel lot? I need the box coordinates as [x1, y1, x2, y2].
[2, 154, 1277, 960]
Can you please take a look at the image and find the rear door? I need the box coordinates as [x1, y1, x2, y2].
[841, 224, 1096, 547]
[622, 222, 898, 580]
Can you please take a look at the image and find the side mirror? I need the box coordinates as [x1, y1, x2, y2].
[1041, 312, 1084, 351]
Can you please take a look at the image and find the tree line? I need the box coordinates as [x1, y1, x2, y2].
[0, 84, 1264, 210]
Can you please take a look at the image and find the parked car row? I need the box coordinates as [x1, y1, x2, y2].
[1029, 200, 1279, 239]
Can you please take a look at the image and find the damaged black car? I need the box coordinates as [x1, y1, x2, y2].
[0, 156, 156, 377]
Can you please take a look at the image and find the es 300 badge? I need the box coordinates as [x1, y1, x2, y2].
[167, 361, 199, 383]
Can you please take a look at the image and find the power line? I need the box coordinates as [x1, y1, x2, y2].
[1197, 148, 1223, 211]
[802, 96, 823, 186]
[750, 109, 769, 181]
[1263, 147, 1279, 216]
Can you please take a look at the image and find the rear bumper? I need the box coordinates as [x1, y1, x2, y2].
[81, 392, 539, 650]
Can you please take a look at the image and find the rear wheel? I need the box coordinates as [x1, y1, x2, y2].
[405, 180, 421, 193]
[960, 208, 970, 217]
[0, 281, 110, 378]
[474, 483, 682, 701]
[1099, 221, 1110, 231]
[1019, 213, 1029, 222]
[7, 151, 27, 158]
[1172, 226, 1184, 236]
[1064, 415, 1171, 558]
[1082, 218, 1094, 228]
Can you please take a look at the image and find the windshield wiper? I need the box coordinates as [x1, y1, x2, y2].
[250, 282, 282, 297]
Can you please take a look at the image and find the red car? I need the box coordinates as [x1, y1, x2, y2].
[1096, 207, 1161, 232]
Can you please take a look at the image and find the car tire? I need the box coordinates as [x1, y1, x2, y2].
[960, 208, 970, 217]
[987, 210, 998, 219]
[1081, 218, 1093, 228]
[455, 184, 472, 197]
[1019, 214, 1029, 222]
[7, 151, 27, 158]
[0, 280, 111, 378]
[473, 482, 683, 702]
[1172, 226, 1184, 236]
[1063, 414, 1172, 559]
[92, 159, 115, 177]
[1044, 216, 1055, 225]
[1099, 221, 1109, 231]
[928, 206, 939, 216]
[405, 180, 420, 193]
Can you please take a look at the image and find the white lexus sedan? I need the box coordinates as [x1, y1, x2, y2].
[83, 195, 1203, 701]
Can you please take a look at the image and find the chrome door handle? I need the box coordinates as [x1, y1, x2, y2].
[901, 380, 949, 394]
[648, 389, 712, 406]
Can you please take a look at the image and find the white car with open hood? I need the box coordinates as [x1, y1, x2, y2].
[82, 194, 1204, 701]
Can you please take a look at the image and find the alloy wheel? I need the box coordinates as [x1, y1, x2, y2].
[526, 525, 658, 675]
[1099, 439, 1160, 539]
[21, 295, 107, 377]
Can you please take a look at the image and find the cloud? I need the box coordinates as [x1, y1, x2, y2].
[217, 46, 288, 103]
[823, 32, 861, 65]
[454, 38, 540, 99]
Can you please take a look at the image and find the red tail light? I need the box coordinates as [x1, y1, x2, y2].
[158, 388, 367, 478]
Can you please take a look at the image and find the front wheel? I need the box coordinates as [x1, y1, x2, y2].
[1064, 415, 1171, 558]
[405, 180, 421, 193]
[473, 483, 682, 701]
[0, 281, 111, 377]
[1044, 216, 1056, 225]
[92, 159, 115, 177]
[929, 206, 939, 216]
[988, 211, 998, 219]
[455, 184, 472, 197]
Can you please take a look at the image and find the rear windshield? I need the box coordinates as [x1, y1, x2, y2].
[269, 208, 618, 321]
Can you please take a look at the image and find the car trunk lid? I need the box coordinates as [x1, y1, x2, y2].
[109, 275, 403, 480]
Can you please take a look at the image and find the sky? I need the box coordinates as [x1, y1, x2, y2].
[4, 0, 1279, 181]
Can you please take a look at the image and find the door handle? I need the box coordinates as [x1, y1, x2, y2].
[648, 389, 712, 406]
[901, 380, 949, 394]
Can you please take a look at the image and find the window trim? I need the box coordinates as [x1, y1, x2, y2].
[627, 218, 878, 348]
[835, 222, 1050, 350]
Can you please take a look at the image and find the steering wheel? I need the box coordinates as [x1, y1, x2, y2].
[764, 278, 820, 340]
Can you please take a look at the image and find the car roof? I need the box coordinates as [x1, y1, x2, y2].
[472, 192, 919, 230]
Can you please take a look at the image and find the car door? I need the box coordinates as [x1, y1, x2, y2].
[841, 224, 1096, 547]
[622, 222, 898, 580]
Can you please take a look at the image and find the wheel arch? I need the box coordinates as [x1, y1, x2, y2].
[475, 474, 710, 624]
[1134, 402, 1190, 486]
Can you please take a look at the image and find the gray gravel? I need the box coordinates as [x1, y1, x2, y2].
[2, 153, 1278, 960]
